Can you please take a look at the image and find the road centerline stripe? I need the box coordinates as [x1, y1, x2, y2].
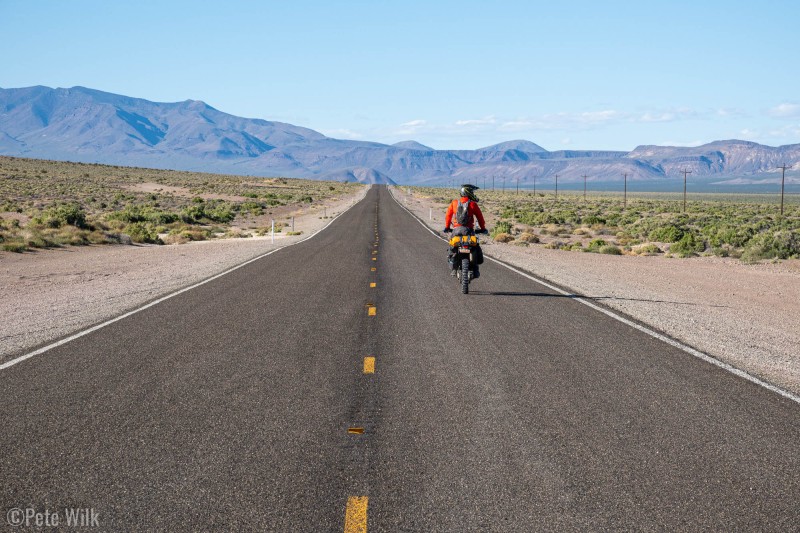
[344, 496, 368, 533]
[363, 357, 375, 374]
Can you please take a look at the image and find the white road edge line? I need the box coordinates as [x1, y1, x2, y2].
[389, 187, 800, 406]
[0, 186, 372, 372]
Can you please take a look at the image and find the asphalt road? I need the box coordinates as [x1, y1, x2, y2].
[1, 185, 798, 531]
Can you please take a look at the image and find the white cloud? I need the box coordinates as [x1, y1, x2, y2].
[454, 116, 496, 127]
[575, 110, 621, 123]
[659, 140, 706, 147]
[322, 128, 363, 140]
[716, 107, 747, 118]
[377, 105, 722, 146]
[393, 119, 429, 136]
[767, 103, 800, 118]
[767, 124, 800, 138]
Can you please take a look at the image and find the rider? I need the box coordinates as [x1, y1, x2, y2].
[443, 184, 487, 278]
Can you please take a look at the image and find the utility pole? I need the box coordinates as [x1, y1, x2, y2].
[555, 174, 559, 199]
[778, 164, 788, 216]
[682, 168, 692, 213]
[492, 175, 495, 191]
[582, 174, 588, 200]
[516, 176, 519, 194]
[623, 173, 628, 208]
[533, 175, 537, 196]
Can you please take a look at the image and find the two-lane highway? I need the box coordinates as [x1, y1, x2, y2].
[1, 186, 798, 531]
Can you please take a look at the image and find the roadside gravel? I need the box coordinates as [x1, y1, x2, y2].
[392, 187, 800, 397]
[0, 186, 368, 363]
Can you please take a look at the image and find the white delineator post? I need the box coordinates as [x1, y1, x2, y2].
[271, 219, 275, 243]
[429, 208, 432, 220]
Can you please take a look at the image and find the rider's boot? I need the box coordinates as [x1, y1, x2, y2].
[472, 264, 480, 279]
[448, 253, 457, 275]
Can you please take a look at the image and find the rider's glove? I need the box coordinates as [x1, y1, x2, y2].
[443, 227, 452, 233]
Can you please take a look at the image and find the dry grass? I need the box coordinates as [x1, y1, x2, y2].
[0, 156, 363, 252]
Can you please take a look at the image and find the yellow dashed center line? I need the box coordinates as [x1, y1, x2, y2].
[347, 427, 365, 434]
[344, 496, 368, 533]
[368, 306, 376, 316]
[370, 282, 376, 288]
[363, 356, 375, 374]
[371, 267, 376, 272]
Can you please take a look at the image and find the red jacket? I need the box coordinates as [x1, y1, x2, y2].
[445, 197, 486, 230]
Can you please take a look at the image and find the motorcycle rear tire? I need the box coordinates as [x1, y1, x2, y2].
[461, 257, 470, 294]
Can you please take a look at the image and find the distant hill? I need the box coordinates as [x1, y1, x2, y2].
[1, 85, 799, 185]
[392, 140, 434, 151]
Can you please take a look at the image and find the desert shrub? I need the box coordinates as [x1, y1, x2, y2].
[669, 232, 705, 257]
[124, 222, 162, 244]
[491, 221, 514, 237]
[33, 202, 88, 229]
[741, 230, 800, 262]
[493, 232, 514, 243]
[181, 201, 235, 224]
[648, 224, 685, 243]
[2, 242, 27, 253]
[634, 243, 662, 255]
[599, 244, 622, 255]
[704, 224, 755, 248]
[516, 232, 539, 243]
[543, 240, 570, 250]
[108, 205, 179, 225]
[581, 214, 606, 225]
[586, 238, 607, 252]
[239, 201, 265, 216]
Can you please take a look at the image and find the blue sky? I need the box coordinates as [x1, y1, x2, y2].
[2, 0, 799, 150]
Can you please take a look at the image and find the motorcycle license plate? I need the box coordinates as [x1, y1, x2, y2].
[459, 246, 471, 253]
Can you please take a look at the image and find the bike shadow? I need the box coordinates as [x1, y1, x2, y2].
[470, 290, 729, 308]
[469, 290, 577, 298]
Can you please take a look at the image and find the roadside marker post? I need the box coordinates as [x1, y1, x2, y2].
[271, 219, 274, 243]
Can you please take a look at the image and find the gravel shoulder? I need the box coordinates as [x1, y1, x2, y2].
[0, 186, 368, 363]
[391, 187, 800, 397]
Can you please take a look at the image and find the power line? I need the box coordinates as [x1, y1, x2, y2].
[622, 173, 628, 208]
[778, 164, 788, 217]
[682, 169, 692, 213]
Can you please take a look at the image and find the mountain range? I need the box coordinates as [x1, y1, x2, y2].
[1, 85, 799, 186]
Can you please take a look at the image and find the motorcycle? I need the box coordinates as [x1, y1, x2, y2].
[445, 230, 486, 294]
